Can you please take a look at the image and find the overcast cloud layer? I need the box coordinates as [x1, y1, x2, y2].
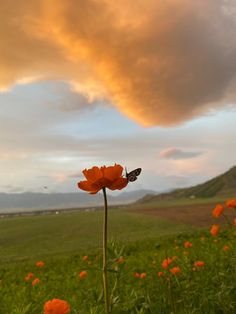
[1, 0, 236, 126]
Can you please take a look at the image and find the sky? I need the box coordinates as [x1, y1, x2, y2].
[0, 0, 236, 194]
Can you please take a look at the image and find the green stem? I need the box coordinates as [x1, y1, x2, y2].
[102, 187, 110, 314]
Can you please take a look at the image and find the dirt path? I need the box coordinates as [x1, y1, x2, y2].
[128, 203, 235, 227]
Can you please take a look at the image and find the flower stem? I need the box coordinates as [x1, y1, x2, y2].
[102, 187, 109, 314]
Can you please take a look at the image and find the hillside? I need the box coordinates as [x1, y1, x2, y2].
[138, 166, 236, 204]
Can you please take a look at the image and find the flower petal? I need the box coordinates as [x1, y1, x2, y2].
[108, 177, 128, 190]
[83, 167, 103, 183]
[78, 180, 101, 194]
[104, 164, 123, 181]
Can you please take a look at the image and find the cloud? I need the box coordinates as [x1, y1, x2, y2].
[0, 0, 236, 126]
[160, 148, 202, 160]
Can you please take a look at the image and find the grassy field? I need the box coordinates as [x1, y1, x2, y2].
[0, 203, 235, 313]
[0, 209, 192, 263]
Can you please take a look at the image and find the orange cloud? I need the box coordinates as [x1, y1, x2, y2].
[1, 0, 236, 126]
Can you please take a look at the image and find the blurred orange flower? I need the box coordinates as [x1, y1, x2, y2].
[24, 272, 34, 282]
[194, 261, 205, 267]
[117, 257, 125, 264]
[184, 241, 193, 248]
[223, 245, 230, 251]
[162, 257, 173, 269]
[210, 224, 220, 236]
[134, 272, 140, 278]
[157, 271, 164, 277]
[226, 199, 236, 208]
[78, 164, 128, 194]
[43, 298, 70, 314]
[170, 266, 181, 275]
[36, 261, 45, 268]
[32, 278, 40, 286]
[79, 271, 87, 279]
[82, 255, 89, 262]
[212, 204, 224, 217]
[140, 272, 147, 279]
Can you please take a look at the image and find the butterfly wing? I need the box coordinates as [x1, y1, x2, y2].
[126, 168, 142, 182]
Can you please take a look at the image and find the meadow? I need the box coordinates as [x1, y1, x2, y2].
[0, 202, 235, 313]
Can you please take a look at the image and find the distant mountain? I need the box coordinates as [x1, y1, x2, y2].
[114, 189, 157, 203]
[138, 166, 236, 204]
[0, 189, 157, 213]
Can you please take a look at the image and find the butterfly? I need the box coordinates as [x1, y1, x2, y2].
[125, 168, 142, 182]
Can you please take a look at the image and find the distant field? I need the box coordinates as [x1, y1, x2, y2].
[135, 194, 235, 207]
[0, 209, 192, 264]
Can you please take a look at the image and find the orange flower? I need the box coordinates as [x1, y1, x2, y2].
[117, 257, 125, 264]
[79, 271, 87, 279]
[194, 261, 205, 267]
[210, 224, 220, 236]
[162, 257, 173, 269]
[226, 199, 236, 208]
[170, 266, 181, 275]
[157, 271, 164, 277]
[32, 278, 40, 286]
[43, 298, 70, 314]
[82, 255, 89, 262]
[223, 245, 230, 251]
[212, 204, 224, 217]
[24, 272, 34, 282]
[134, 272, 140, 278]
[36, 261, 45, 268]
[77, 164, 128, 194]
[140, 272, 147, 279]
[184, 241, 193, 248]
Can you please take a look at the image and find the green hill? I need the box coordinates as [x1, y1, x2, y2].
[138, 166, 236, 203]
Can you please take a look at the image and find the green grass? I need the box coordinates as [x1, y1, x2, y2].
[0, 229, 235, 313]
[0, 208, 235, 313]
[0, 209, 192, 263]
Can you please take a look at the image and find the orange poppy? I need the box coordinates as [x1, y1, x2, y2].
[184, 241, 193, 248]
[140, 272, 147, 279]
[194, 261, 205, 267]
[212, 204, 224, 217]
[36, 261, 45, 268]
[78, 164, 128, 194]
[225, 199, 236, 208]
[24, 272, 34, 282]
[157, 271, 164, 277]
[223, 245, 230, 251]
[79, 271, 87, 279]
[43, 298, 70, 314]
[170, 266, 181, 275]
[32, 278, 40, 286]
[82, 255, 89, 262]
[210, 224, 220, 236]
[117, 257, 125, 264]
[134, 272, 140, 278]
[162, 257, 173, 269]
